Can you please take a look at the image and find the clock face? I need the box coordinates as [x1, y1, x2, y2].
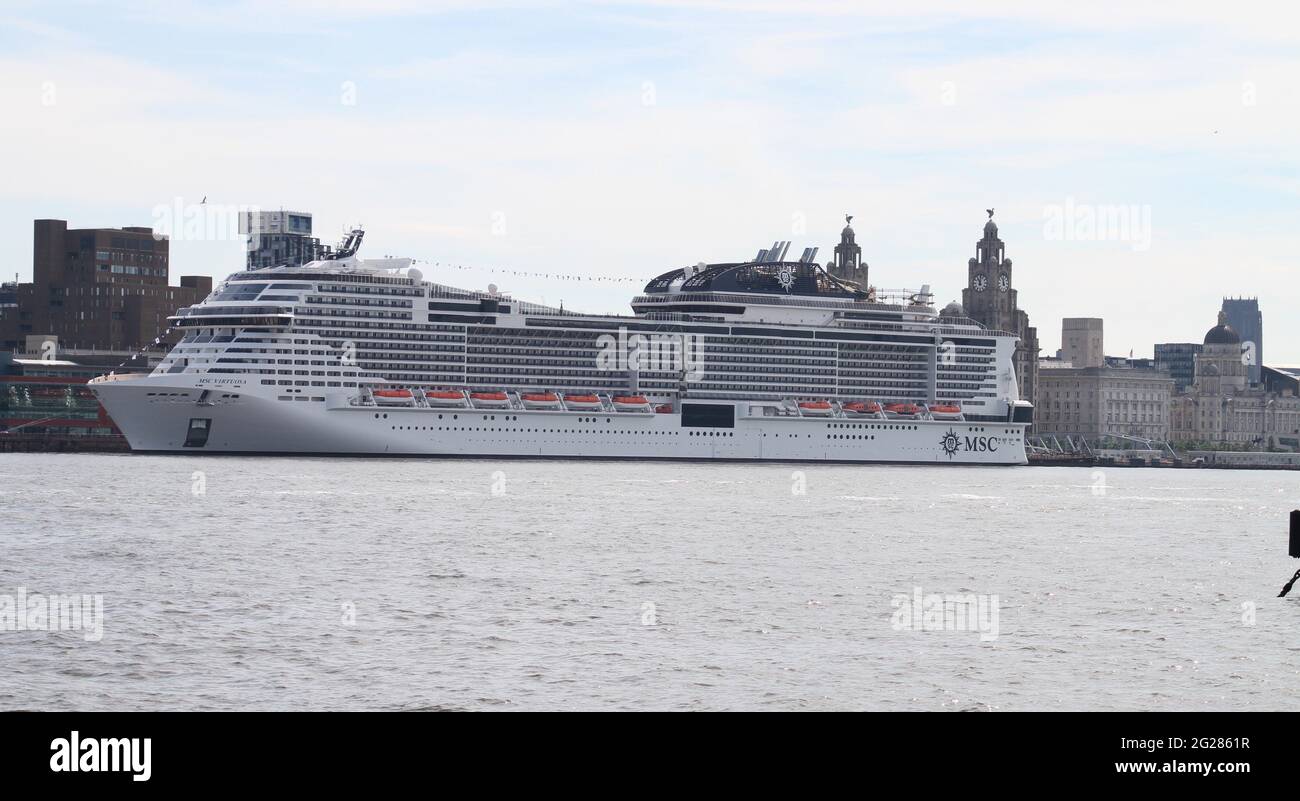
[973, 274, 988, 292]
[998, 273, 1009, 292]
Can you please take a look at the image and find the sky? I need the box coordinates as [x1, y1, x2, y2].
[1, 0, 1297, 360]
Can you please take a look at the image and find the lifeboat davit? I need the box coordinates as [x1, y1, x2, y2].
[521, 392, 562, 410]
[842, 401, 883, 417]
[612, 395, 652, 412]
[373, 388, 415, 405]
[470, 391, 511, 408]
[797, 400, 833, 416]
[424, 390, 468, 407]
[927, 404, 963, 420]
[884, 402, 923, 419]
[562, 393, 602, 410]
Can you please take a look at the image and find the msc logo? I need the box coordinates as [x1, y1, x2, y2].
[940, 429, 961, 458]
[939, 428, 1001, 459]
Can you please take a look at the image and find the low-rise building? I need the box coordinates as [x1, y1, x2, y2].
[0, 342, 163, 441]
[1035, 365, 1174, 441]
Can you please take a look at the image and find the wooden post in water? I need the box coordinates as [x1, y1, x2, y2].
[1278, 511, 1300, 596]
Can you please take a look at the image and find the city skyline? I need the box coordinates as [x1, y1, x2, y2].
[3, 1, 1298, 360]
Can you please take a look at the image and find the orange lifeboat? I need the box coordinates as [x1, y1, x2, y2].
[521, 392, 563, 409]
[884, 402, 922, 418]
[798, 400, 833, 416]
[927, 403, 963, 420]
[843, 401, 883, 416]
[654, 403, 674, 414]
[612, 395, 652, 412]
[470, 391, 511, 408]
[374, 388, 416, 406]
[563, 393, 602, 410]
[424, 389, 468, 407]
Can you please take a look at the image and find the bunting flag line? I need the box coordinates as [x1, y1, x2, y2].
[115, 325, 175, 369]
[409, 259, 647, 285]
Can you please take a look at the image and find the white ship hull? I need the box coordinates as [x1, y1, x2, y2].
[92, 376, 1027, 465]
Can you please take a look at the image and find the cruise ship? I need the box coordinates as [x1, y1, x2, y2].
[90, 229, 1032, 464]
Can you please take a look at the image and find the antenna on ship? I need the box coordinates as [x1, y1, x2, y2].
[325, 226, 365, 260]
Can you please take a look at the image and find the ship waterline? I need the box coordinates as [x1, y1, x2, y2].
[90, 238, 1032, 465]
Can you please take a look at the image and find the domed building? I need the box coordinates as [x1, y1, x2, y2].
[1203, 311, 1241, 346]
[1169, 309, 1300, 448]
[1193, 311, 1247, 396]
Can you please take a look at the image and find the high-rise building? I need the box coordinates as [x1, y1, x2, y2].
[1154, 342, 1202, 392]
[1061, 318, 1104, 369]
[961, 210, 1039, 402]
[240, 210, 330, 270]
[1221, 297, 1262, 383]
[0, 220, 212, 352]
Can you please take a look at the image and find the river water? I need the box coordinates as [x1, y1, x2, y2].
[2, 453, 1298, 710]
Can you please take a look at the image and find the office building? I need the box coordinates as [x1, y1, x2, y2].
[0, 220, 212, 352]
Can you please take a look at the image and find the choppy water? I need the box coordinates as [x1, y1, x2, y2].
[3, 453, 1299, 711]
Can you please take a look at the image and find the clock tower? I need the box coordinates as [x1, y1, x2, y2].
[961, 209, 1039, 403]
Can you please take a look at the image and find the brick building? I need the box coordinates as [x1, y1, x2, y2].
[0, 219, 212, 352]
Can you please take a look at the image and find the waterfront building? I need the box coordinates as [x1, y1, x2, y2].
[1034, 365, 1174, 442]
[1266, 366, 1300, 393]
[1168, 311, 1300, 448]
[1104, 355, 1156, 370]
[0, 351, 125, 438]
[0, 220, 213, 352]
[240, 210, 331, 270]
[961, 211, 1039, 403]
